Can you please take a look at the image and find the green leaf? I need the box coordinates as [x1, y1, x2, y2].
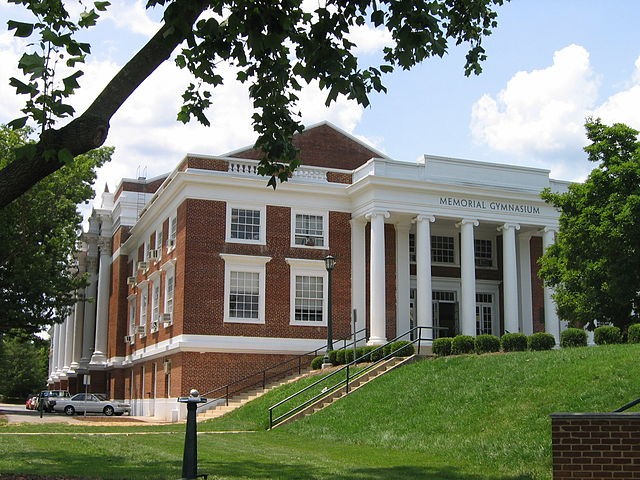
[7, 20, 34, 38]
[9, 77, 37, 96]
[57, 148, 74, 165]
[7, 117, 28, 130]
[62, 71, 84, 93]
[94, 1, 110, 11]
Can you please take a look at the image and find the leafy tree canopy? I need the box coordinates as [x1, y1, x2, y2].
[0, 332, 49, 400]
[540, 119, 640, 330]
[1, 0, 506, 207]
[0, 125, 112, 335]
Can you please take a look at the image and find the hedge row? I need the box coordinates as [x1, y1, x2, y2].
[561, 325, 640, 347]
[311, 340, 415, 369]
[433, 332, 556, 356]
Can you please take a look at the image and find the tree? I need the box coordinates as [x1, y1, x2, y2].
[0, 332, 50, 401]
[539, 119, 640, 330]
[1, 0, 507, 208]
[0, 125, 112, 335]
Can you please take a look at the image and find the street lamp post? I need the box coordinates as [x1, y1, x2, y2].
[322, 255, 336, 368]
[178, 389, 207, 480]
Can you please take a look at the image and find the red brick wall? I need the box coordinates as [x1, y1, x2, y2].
[551, 413, 640, 479]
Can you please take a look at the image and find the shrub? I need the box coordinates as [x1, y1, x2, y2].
[560, 328, 588, 348]
[433, 337, 453, 356]
[355, 346, 370, 362]
[369, 346, 384, 362]
[501, 333, 528, 352]
[594, 325, 622, 345]
[334, 349, 346, 365]
[388, 340, 415, 357]
[474, 334, 501, 354]
[343, 349, 356, 364]
[328, 350, 338, 365]
[528, 332, 556, 351]
[311, 356, 324, 370]
[628, 324, 640, 343]
[451, 335, 475, 355]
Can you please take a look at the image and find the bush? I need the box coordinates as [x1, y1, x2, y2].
[343, 349, 356, 363]
[594, 325, 622, 345]
[501, 333, 528, 352]
[451, 335, 475, 355]
[369, 346, 384, 362]
[528, 332, 556, 351]
[311, 356, 324, 370]
[474, 334, 501, 354]
[628, 324, 640, 343]
[388, 340, 415, 357]
[334, 349, 346, 365]
[432, 337, 453, 356]
[355, 346, 371, 362]
[560, 328, 588, 348]
[328, 350, 338, 365]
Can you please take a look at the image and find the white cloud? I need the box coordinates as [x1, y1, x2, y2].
[0, 32, 24, 123]
[592, 55, 640, 131]
[100, 0, 161, 37]
[470, 44, 599, 158]
[348, 24, 393, 55]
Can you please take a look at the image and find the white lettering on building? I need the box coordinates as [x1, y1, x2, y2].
[439, 197, 541, 215]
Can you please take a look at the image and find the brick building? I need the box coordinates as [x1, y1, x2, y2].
[47, 122, 567, 420]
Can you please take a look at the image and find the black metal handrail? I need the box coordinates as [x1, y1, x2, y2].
[196, 327, 368, 412]
[614, 398, 640, 412]
[268, 325, 438, 429]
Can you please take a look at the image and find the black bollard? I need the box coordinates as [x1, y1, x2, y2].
[178, 389, 207, 480]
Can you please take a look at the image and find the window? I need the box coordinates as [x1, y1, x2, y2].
[128, 298, 136, 335]
[293, 212, 327, 247]
[151, 282, 160, 330]
[474, 239, 493, 267]
[155, 228, 163, 252]
[287, 258, 327, 326]
[409, 233, 416, 264]
[294, 275, 324, 322]
[221, 254, 270, 323]
[226, 205, 265, 244]
[168, 215, 177, 250]
[431, 235, 455, 264]
[139, 284, 148, 333]
[164, 273, 174, 315]
[143, 241, 149, 262]
[476, 293, 494, 335]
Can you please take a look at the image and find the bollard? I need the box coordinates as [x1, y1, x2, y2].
[177, 389, 207, 480]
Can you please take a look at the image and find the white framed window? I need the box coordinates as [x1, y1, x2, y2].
[143, 241, 150, 262]
[168, 214, 177, 251]
[431, 235, 455, 264]
[291, 211, 328, 248]
[409, 233, 416, 264]
[128, 296, 136, 336]
[220, 254, 270, 323]
[139, 283, 148, 335]
[286, 258, 327, 326]
[155, 228, 163, 254]
[151, 281, 160, 331]
[476, 293, 494, 335]
[165, 272, 174, 315]
[474, 238, 495, 268]
[226, 204, 266, 244]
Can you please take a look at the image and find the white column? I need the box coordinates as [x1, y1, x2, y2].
[542, 227, 560, 344]
[62, 312, 74, 375]
[500, 223, 520, 334]
[91, 234, 111, 365]
[51, 323, 61, 380]
[458, 218, 479, 336]
[414, 215, 435, 338]
[350, 217, 367, 343]
[517, 233, 534, 335]
[395, 222, 411, 337]
[80, 218, 99, 369]
[366, 210, 389, 345]
[55, 321, 66, 377]
[69, 293, 85, 373]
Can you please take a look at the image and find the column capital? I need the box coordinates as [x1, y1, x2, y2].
[498, 223, 521, 232]
[349, 216, 368, 227]
[540, 226, 557, 234]
[413, 214, 435, 224]
[98, 237, 112, 253]
[394, 222, 412, 234]
[365, 210, 390, 221]
[456, 218, 479, 228]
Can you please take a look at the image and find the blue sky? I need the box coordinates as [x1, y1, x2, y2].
[1, 0, 639, 203]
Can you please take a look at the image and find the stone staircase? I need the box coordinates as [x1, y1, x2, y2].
[271, 354, 419, 428]
[196, 370, 312, 421]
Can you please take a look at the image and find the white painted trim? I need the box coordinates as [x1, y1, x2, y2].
[286, 258, 328, 326]
[225, 203, 267, 245]
[220, 254, 271, 324]
[290, 209, 329, 249]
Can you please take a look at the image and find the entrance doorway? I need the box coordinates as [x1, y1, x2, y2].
[433, 290, 458, 338]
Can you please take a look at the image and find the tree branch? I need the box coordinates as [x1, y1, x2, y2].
[0, 0, 208, 209]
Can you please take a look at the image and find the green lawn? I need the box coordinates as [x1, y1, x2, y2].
[2, 343, 639, 479]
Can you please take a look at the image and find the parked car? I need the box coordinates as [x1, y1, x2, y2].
[51, 393, 131, 416]
[39, 390, 71, 412]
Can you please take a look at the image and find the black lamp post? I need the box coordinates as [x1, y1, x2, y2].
[178, 389, 207, 480]
[323, 255, 336, 368]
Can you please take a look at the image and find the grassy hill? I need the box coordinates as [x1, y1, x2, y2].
[2, 343, 640, 480]
[202, 343, 640, 479]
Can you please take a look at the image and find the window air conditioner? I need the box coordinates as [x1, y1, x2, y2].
[136, 325, 146, 335]
[151, 321, 159, 331]
[149, 248, 159, 260]
[124, 335, 134, 344]
[167, 238, 176, 249]
[137, 261, 148, 271]
[127, 276, 137, 286]
[161, 313, 173, 326]
[163, 359, 171, 374]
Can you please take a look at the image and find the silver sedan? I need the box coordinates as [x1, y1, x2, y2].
[52, 393, 131, 416]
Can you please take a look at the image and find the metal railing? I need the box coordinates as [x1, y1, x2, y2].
[614, 398, 640, 412]
[268, 325, 438, 429]
[196, 327, 368, 412]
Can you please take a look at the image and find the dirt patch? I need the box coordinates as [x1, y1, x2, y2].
[72, 416, 144, 423]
